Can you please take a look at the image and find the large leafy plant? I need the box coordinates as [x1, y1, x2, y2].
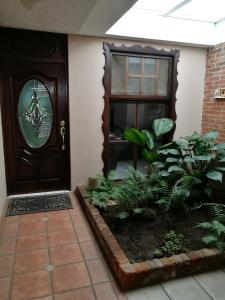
[157, 130, 225, 199]
[124, 118, 174, 167]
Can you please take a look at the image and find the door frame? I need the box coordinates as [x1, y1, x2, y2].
[0, 27, 71, 195]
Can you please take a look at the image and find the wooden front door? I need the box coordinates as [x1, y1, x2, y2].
[0, 28, 70, 194]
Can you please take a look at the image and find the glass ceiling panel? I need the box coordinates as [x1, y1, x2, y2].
[133, 0, 184, 15]
[170, 0, 225, 23]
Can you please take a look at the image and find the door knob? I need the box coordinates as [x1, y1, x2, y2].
[60, 120, 66, 150]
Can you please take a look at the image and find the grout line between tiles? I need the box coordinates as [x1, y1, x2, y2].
[193, 276, 214, 300]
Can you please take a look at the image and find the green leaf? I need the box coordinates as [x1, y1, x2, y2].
[142, 149, 158, 163]
[216, 167, 225, 172]
[116, 211, 129, 219]
[168, 165, 184, 173]
[166, 157, 179, 163]
[202, 235, 217, 245]
[152, 161, 165, 169]
[203, 130, 219, 141]
[152, 118, 174, 137]
[124, 128, 145, 146]
[141, 130, 155, 150]
[133, 208, 144, 214]
[195, 155, 212, 161]
[206, 170, 223, 182]
[175, 138, 189, 149]
[159, 170, 170, 177]
[219, 157, 225, 162]
[158, 148, 180, 155]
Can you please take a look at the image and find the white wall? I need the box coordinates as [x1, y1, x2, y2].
[68, 35, 207, 190]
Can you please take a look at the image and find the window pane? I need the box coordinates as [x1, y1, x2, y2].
[128, 77, 141, 95]
[144, 58, 156, 75]
[109, 143, 134, 179]
[128, 57, 141, 74]
[143, 78, 156, 95]
[111, 55, 126, 94]
[110, 103, 136, 140]
[139, 103, 166, 130]
[158, 59, 169, 96]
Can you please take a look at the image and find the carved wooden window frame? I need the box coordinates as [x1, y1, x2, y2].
[102, 43, 180, 176]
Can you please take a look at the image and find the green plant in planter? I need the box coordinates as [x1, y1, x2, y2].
[124, 118, 174, 171]
[157, 130, 225, 201]
[197, 220, 225, 252]
[154, 230, 188, 258]
[86, 172, 116, 210]
[112, 168, 160, 219]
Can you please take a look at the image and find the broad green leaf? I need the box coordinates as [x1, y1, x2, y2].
[195, 155, 212, 161]
[203, 130, 219, 141]
[152, 118, 174, 137]
[133, 208, 144, 214]
[124, 128, 145, 146]
[141, 129, 155, 150]
[219, 157, 225, 162]
[206, 170, 223, 182]
[143, 149, 158, 163]
[159, 148, 180, 155]
[159, 170, 170, 177]
[175, 138, 189, 149]
[166, 157, 179, 163]
[152, 161, 165, 169]
[168, 165, 184, 173]
[215, 143, 225, 150]
[184, 157, 195, 163]
[216, 167, 225, 172]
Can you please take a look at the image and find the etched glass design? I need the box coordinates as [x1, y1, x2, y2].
[18, 79, 53, 149]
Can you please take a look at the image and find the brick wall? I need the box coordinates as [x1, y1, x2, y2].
[202, 43, 225, 142]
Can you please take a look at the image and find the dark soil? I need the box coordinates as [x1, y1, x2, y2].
[102, 210, 208, 263]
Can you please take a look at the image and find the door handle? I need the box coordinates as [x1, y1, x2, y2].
[60, 120, 66, 150]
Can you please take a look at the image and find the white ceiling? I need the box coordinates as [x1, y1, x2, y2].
[0, 0, 136, 35]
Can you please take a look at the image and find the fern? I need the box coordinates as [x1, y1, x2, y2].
[197, 220, 225, 252]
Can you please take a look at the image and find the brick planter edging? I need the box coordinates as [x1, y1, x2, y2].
[75, 186, 225, 290]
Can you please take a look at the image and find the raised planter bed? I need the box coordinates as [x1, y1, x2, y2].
[75, 186, 225, 290]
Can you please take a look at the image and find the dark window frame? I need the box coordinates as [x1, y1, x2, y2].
[102, 43, 180, 176]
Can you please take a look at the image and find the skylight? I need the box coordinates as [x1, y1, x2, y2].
[170, 0, 225, 23]
[106, 0, 225, 46]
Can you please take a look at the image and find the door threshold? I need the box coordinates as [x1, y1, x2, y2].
[8, 190, 71, 199]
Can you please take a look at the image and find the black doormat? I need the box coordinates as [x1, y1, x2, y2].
[6, 193, 73, 216]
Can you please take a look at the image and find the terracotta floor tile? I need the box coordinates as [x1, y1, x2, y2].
[47, 210, 69, 219]
[50, 244, 82, 266]
[11, 270, 51, 300]
[0, 254, 14, 276]
[94, 282, 117, 300]
[5, 215, 20, 224]
[81, 240, 99, 260]
[52, 263, 90, 293]
[54, 286, 95, 300]
[0, 236, 16, 254]
[87, 259, 109, 284]
[75, 226, 92, 242]
[19, 220, 46, 235]
[16, 232, 47, 252]
[21, 212, 47, 223]
[0, 277, 11, 300]
[3, 223, 19, 237]
[47, 217, 72, 232]
[14, 248, 49, 273]
[47, 228, 77, 247]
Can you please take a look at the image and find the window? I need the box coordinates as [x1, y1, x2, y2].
[102, 43, 180, 178]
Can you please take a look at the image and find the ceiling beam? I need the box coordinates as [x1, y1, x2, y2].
[163, 0, 192, 17]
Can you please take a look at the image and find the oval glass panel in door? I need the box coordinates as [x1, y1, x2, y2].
[18, 79, 53, 149]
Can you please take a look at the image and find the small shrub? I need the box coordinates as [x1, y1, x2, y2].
[154, 230, 188, 258]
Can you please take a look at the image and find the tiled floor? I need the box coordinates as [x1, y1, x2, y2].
[1, 193, 225, 300]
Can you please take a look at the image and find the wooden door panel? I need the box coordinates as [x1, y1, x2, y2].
[0, 28, 70, 194]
